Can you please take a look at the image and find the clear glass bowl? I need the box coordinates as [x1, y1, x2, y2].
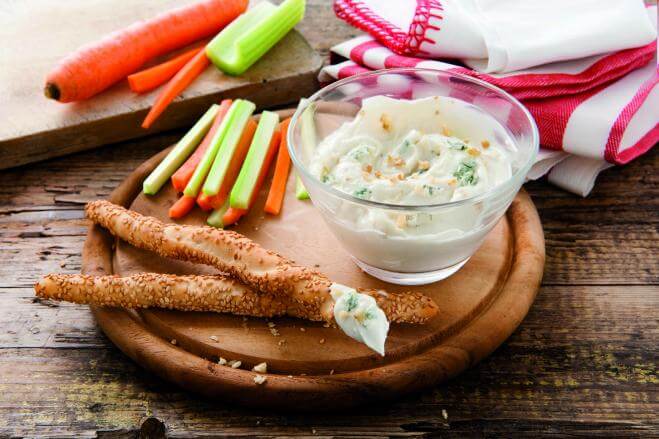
[287, 68, 539, 285]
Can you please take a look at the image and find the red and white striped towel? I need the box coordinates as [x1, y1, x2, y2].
[321, 3, 658, 196]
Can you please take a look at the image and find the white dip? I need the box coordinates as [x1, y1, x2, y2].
[309, 96, 517, 273]
[331, 283, 389, 356]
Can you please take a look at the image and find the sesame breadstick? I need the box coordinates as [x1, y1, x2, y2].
[85, 200, 333, 313]
[35, 273, 291, 318]
[34, 273, 439, 324]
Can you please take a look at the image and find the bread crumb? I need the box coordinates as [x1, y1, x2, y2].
[229, 360, 242, 369]
[254, 375, 267, 385]
[252, 362, 267, 373]
[481, 140, 490, 148]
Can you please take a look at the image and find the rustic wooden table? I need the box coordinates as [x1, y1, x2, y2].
[1, 2, 657, 437]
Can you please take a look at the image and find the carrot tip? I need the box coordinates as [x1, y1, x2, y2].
[44, 83, 60, 101]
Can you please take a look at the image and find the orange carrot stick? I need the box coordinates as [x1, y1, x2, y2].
[264, 118, 292, 215]
[142, 49, 210, 129]
[45, 0, 247, 102]
[127, 46, 203, 93]
[223, 130, 280, 226]
[168, 195, 197, 219]
[195, 118, 258, 210]
[221, 207, 247, 226]
[171, 100, 232, 193]
[196, 192, 216, 211]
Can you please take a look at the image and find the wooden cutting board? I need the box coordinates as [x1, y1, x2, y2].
[80, 111, 545, 410]
[0, 0, 321, 169]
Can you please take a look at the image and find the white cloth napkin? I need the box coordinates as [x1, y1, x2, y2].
[335, 0, 657, 73]
[322, 3, 658, 196]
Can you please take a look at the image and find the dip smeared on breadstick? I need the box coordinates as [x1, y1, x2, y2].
[331, 284, 389, 356]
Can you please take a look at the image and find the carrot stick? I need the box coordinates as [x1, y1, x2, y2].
[195, 118, 257, 210]
[264, 118, 292, 215]
[127, 46, 203, 94]
[224, 129, 280, 226]
[196, 192, 216, 211]
[221, 207, 247, 226]
[44, 0, 247, 103]
[142, 49, 210, 129]
[171, 99, 232, 193]
[168, 195, 197, 219]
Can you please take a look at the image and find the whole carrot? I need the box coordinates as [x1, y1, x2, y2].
[45, 0, 247, 102]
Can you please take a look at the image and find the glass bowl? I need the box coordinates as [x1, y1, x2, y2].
[287, 68, 539, 285]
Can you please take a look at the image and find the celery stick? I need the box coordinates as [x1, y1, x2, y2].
[202, 101, 256, 196]
[206, 0, 305, 76]
[143, 104, 219, 195]
[183, 100, 250, 197]
[295, 174, 309, 200]
[207, 198, 231, 228]
[230, 111, 280, 209]
[294, 101, 316, 200]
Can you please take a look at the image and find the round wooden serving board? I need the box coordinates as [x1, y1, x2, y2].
[81, 109, 545, 410]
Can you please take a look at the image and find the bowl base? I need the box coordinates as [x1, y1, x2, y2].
[351, 257, 471, 286]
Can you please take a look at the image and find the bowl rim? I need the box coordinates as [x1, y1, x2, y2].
[287, 67, 539, 212]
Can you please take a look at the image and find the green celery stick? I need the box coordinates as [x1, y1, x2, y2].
[295, 101, 316, 200]
[183, 100, 250, 197]
[142, 104, 219, 195]
[295, 174, 309, 200]
[202, 101, 256, 196]
[206, 0, 305, 76]
[230, 111, 280, 209]
[207, 198, 231, 228]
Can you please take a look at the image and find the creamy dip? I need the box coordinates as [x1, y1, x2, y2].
[311, 96, 512, 208]
[307, 96, 518, 275]
[330, 283, 389, 356]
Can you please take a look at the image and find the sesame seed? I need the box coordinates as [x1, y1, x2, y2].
[229, 360, 242, 369]
[218, 357, 227, 365]
[254, 375, 267, 385]
[209, 335, 218, 342]
[319, 338, 325, 344]
[170, 339, 177, 345]
[300, 327, 306, 332]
